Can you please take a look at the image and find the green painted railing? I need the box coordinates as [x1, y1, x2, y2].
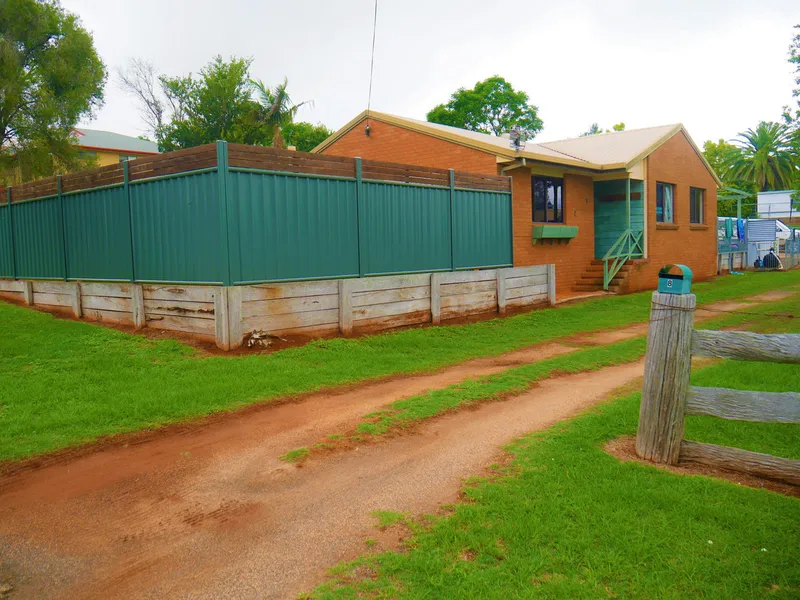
[602, 229, 644, 290]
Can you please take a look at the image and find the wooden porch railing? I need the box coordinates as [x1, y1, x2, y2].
[635, 292, 800, 484]
[602, 229, 644, 290]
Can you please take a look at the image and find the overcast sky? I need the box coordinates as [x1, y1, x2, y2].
[65, 0, 799, 146]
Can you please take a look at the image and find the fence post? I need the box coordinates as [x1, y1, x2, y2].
[216, 140, 233, 286]
[7, 187, 17, 280]
[547, 264, 557, 305]
[339, 279, 354, 334]
[214, 286, 230, 350]
[496, 269, 506, 315]
[431, 272, 442, 324]
[228, 286, 243, 350]
[122, 160, 136, 283]
[22, 280, 33, 305]
[448, 169, 456, 271]
[636, 291, 696, 464]
[355, 157, 364, 277]
[131, 283, 145, 329]
[56, 175, 69, 281]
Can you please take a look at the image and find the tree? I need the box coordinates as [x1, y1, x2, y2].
[282, 122, 332, 152]
[250, 78, 310, 148]
[426, 76, 543, 137]
[727, 122, 797, 191]
[118, 59, 165, 135]
[580, 122, 625, 136]
[702, 139, 741, 182]
[0, 0, 106, 182]
[782, 24, 800, 126]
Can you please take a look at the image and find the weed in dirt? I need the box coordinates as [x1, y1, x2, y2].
[305, 306, 800, 600]
[372, 511, 407, 529]
[0, 271, 797, 461]
[279, 448, 310, 464]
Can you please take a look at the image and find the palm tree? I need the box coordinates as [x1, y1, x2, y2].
[250, 78, 310, 148]
[727, 121, 798, 191]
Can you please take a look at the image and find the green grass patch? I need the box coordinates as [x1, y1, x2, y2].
[372, 511, 408, 529]
[278, 447, 310, 463]
[0, 271, 798, 461]
[308, 373, 800, 599]
[353, 338, 647, 438]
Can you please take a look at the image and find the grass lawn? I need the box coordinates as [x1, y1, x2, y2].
[0, 270, 798, 461]
[307, 310, 800, 600]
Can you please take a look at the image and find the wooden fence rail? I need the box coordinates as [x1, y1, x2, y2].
[635, 291, 800, 484]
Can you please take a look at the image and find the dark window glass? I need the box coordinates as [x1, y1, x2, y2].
[656, 182, 674, 223]
[532, 176, 564, 223]
[690, 187, 704, 224]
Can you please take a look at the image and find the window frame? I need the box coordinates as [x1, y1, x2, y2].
[689, 187, 705, 224]
[655, 181, 675, 224]
[531, 176, 565, 224]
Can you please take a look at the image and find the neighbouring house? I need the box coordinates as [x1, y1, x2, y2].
[72, 128, 159, 166]
[757, 190, 799, 223]
[313, 111, 720, 297]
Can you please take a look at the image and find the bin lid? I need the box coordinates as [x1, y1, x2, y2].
[658, 264, 693, 281]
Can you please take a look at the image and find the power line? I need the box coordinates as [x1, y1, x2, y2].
[366, 0, 379, 117]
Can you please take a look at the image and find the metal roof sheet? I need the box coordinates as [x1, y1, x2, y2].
[72, 128, 159, 154]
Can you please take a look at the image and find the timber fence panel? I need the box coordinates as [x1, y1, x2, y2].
[635, 290, 800, 484]
[686, 387, 800, 423]
[680, 441, 800, 486]
[691, 330, 800, 364]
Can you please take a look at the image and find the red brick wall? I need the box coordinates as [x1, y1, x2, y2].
[627, 132, 718, 292]
[320, 119, 498, 174]
[511, 170, 596, 297]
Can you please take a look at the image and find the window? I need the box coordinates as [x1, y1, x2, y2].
[656, 182, 675, 223]
[532, 176, 564, 223]
[690, 187, 704, 224]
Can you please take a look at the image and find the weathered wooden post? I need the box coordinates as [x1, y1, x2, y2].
[636, 265, 696, 465]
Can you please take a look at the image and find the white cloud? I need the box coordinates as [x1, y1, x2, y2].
[65, 0, 800, 147]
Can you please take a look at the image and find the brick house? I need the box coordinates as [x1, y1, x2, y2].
[313, 111, 720, 297]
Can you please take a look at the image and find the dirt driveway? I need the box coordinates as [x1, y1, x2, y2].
[0, 292, 792, 599]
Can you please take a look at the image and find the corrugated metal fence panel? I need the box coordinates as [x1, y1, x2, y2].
[130, 171, 227, 283]
[13, 198, 65, 279]
[361, 182, 451, 275]
[746, 219, 777, 242]
[0, 205, 13, 278]
[453, 190, 513, 269]
[228, 171, 359, 284]
[64, 187, 132, 280]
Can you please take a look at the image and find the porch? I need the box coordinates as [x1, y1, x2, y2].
[575, 178, 645, 292]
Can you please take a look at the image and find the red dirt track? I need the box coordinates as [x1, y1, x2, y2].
[0, 291, 793, 598]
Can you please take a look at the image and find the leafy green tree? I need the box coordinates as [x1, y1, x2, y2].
[0, 0, 106, 183]
[282, 122, 332, 152]
[156, 56, 271, 151]
[727, 122, 797, 191]
[427, 76, 543, 137]
[702, 139, 741, 182]
[783, 24, 800, 126]
[250, 78, 310, 148]
[580, 122, 625, 136]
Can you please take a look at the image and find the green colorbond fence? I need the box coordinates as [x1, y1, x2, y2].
[0, 142, 513, 286]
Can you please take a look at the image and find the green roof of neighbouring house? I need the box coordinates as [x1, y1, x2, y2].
[72, 128, 159, 154]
